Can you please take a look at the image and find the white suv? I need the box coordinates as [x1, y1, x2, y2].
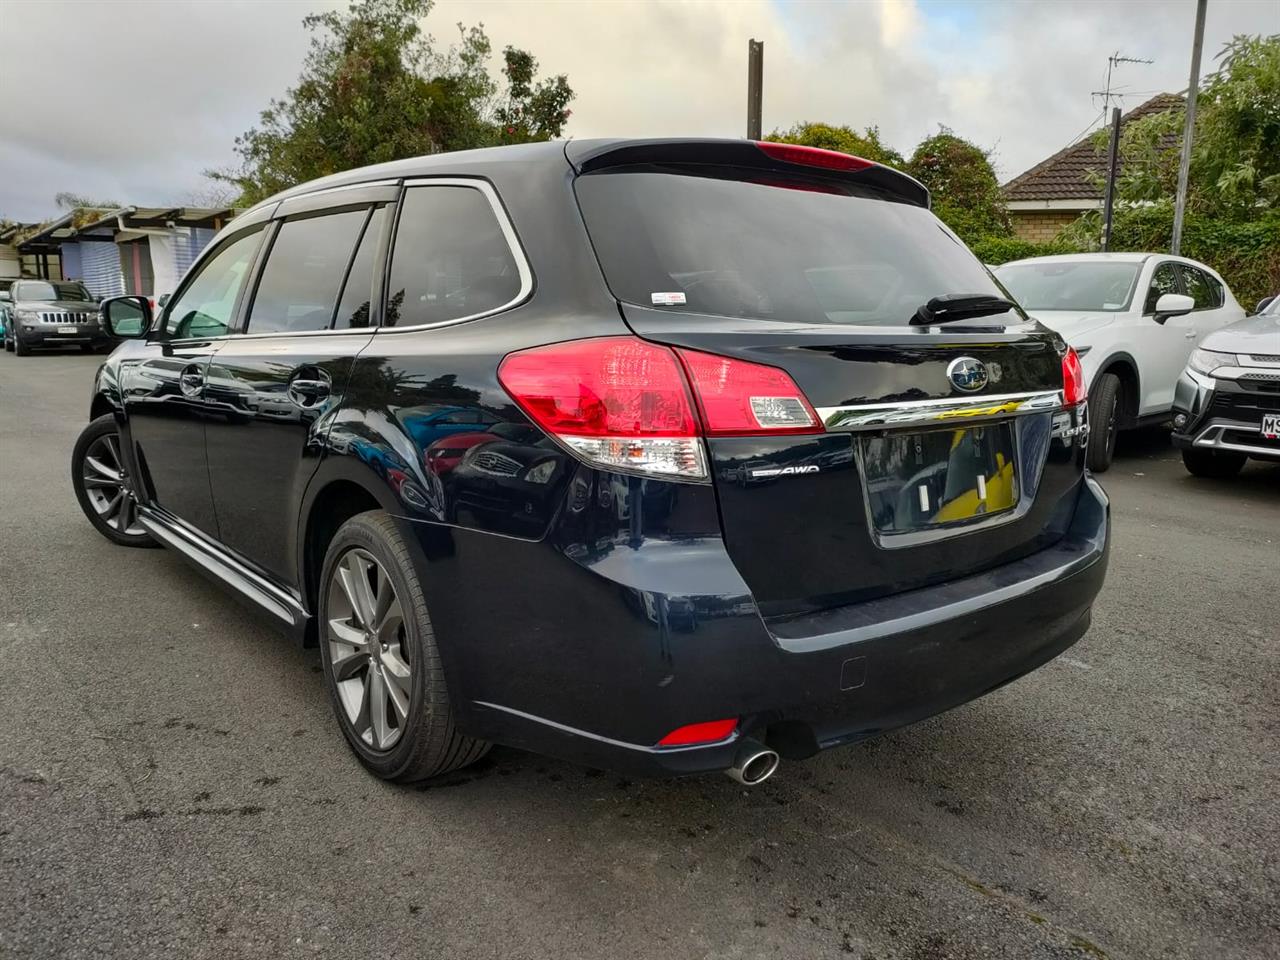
[995, 253, 1244, 471]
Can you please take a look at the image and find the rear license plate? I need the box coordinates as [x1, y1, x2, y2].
[58, 326, 78, 334]
[861, 423, 1019, 535]
[1263, 413, 1280, 440]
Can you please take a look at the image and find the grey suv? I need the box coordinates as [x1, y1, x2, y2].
[1172, 294, 1280, 476]
[3, 279, 109, 355]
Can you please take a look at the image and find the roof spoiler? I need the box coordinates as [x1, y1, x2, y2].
[565, 138, 930, 209]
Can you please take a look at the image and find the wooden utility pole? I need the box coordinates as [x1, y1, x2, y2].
[746, 40, 763, 140]
[1101, 107, 1122, 251]
[1172, 0, 1207, 256]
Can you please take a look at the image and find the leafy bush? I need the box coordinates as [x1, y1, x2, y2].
[906, 130, 1011, 243]
[763, 122, 905, 168]
[968, 235, 1081, 266]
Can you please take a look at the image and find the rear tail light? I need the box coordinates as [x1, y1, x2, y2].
[676, 348, 820, 436]
[754, 141, 874, 172]
[497, 337, 822, 480]
[657, 718, 738, 747]
[1062, 348, 1086, 407]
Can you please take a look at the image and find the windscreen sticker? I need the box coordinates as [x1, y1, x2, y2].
[651, 291, 687, 306]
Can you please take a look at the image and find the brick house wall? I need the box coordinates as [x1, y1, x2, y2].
[1010, 210, 1081, 243]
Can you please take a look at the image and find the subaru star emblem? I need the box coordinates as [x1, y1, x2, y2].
[947, 357, 988, 392]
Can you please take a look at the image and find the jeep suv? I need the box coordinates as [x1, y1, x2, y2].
[4, 278, 109, 354]
[77, 140, 1109, 786]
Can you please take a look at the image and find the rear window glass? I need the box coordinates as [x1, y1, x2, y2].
[575, 169, 1009, 326]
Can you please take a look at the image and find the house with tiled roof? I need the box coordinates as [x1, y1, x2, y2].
[1002, 93, 1184, 242]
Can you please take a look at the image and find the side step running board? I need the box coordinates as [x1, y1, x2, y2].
[138, 507, 308, 631]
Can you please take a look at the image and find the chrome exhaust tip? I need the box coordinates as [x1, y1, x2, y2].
[725, 739, 780, 786]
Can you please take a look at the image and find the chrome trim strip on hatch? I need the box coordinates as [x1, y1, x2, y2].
[817, 390, 1063, 432]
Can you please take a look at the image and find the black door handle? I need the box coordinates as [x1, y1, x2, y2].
[288, 368, 332, 407]
[179, 365, 204, 398]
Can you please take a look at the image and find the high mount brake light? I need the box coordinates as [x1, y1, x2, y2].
[1062, 348, 1086, 407]
[753, 140, 874, 172]
[497, 337, 822, 480]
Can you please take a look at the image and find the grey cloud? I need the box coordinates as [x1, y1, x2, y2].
[1, 0, 1275, 222]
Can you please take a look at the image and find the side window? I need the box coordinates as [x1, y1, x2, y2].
[164, 229, 262, 338]
[247, 209, 369, 334]
[385, 186, 523, 327]
[1179, 266, 1217, 310]
[1143, 263, 1180, 314]
[333, 206, 386, 330]
[1206, 274, 1225, 308]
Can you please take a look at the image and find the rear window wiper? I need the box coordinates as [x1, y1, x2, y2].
[911, 294, 1017, 326]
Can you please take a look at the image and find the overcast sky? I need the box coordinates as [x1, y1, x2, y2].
[1, 0, 1274, 222]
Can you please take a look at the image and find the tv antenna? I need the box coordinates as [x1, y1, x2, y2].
[1091, 52, 1154, 116]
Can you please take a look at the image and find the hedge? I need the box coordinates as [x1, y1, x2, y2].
[968, 208, 1280, 309]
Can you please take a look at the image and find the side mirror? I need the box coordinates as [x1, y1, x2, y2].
[1153, 292, 1194, 324]
[1255, 296, 1275, 315]
[101, 295, 152, 339]
[157, 293, 170, 308]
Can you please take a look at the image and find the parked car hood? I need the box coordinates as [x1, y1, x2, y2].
[1022, 311, 1113, 343]
[1199, 312, 1280, 353]
[13, 298, 99, 312]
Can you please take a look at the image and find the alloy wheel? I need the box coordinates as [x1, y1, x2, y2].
[326, 548, 411, 751]
[81, 433, 145, 536]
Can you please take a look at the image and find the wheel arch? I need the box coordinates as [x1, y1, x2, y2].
[1094, 352, 1141, 427]
[296, 462, 401, 647]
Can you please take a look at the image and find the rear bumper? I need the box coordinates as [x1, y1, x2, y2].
[418, 477, 1110, 777]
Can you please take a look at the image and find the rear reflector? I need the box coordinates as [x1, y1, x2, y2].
[657, 718, 738, 747]
[677, 348, 820, 436]
[754, 140, 874, 172]
[1062, 348, 1086, 407]
[498, 337, 823, 480]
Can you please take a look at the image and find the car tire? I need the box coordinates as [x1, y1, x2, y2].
[3, 332, 12, 352]
[1181, 448, 1247, 479]
[71, 414, 156, 548]
[318, 510, 490, 783]
[1086, 372, 1121, 473]
[14, 335, 29, 356]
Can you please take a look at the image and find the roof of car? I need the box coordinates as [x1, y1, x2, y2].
[267, 141, 571, 204]
[999, 253, 1155, 266]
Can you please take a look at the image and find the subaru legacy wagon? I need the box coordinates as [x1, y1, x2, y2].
[79, 139, 1109, 786]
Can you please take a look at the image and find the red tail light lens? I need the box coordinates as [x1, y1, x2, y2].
[657, 718, 738, 747]
[1062, 348, 1086, 407]
[498, 337, 823, 479]
[498, 337, 706, 479]
[754, 141, 873, 172]
[677, 348, 820, 436]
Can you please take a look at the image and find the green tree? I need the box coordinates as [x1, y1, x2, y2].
[210, 0, 574, 205]
[764, 122, 904, 168]
[1089, 34, 1279, 219]
[905, 129, 1010, 243]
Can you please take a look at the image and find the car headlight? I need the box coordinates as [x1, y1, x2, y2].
[16, 309, 39, 322]
[1188, 348, 1235, 376]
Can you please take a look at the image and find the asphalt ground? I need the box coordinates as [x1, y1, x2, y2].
[1, 348, 1277, 960]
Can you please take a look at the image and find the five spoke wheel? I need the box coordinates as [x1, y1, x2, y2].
[81, 433, 145, 537]
[326, 548, 411, 751]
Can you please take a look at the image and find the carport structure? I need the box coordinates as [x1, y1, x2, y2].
[17, 205, 234, 299]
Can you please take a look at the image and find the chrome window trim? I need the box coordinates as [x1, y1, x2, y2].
[372, 176, 533, 334]
[817, 390, 1063, 432]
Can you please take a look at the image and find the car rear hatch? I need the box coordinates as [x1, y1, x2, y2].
[570, 140, 1087, 619]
